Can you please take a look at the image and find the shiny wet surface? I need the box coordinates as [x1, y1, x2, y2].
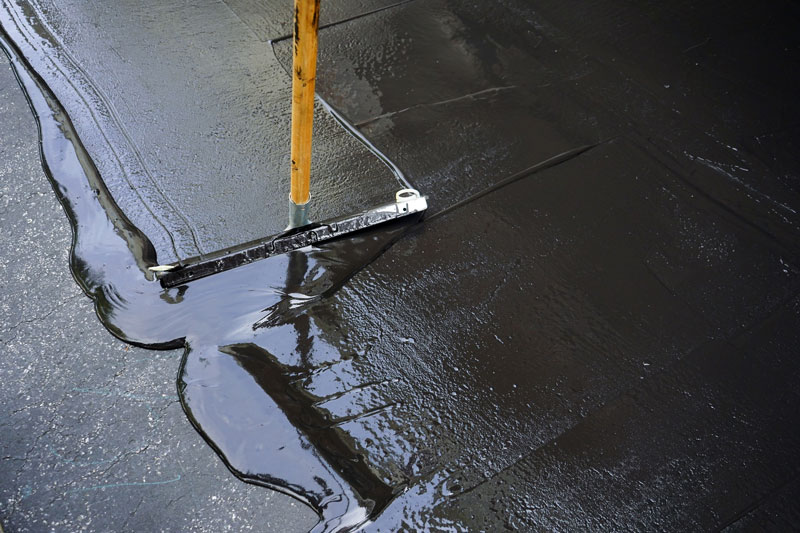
[0, 0, 409, 263]
[0, 45, 320, 533]
[2, 0, 800, 530]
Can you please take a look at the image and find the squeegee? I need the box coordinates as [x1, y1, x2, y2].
[151, 0, 426, 288]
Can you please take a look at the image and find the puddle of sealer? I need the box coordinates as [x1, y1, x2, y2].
[1, 32, 419, 531]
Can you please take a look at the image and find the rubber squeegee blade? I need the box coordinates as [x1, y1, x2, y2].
[152, 189, 427, 288]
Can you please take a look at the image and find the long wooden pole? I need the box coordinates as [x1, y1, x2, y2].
[290, 0, 320, 210]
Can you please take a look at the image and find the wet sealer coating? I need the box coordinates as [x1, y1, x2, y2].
[0, 0, 410, 263]
[3, 0, 800, 530]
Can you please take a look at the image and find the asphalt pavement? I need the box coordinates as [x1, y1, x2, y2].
[2, 0, 800, 530]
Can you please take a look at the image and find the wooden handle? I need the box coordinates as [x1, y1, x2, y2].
[290, 0, 320, 205]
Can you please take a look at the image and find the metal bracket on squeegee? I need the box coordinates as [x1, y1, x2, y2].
[151, 189, 427, 288]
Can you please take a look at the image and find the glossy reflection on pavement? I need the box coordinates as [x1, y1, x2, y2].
[3, 0, 800, 530]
